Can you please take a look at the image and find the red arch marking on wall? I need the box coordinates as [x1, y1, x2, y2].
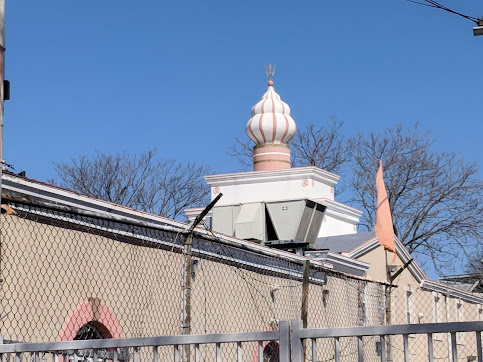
[59, 300, 124, 341]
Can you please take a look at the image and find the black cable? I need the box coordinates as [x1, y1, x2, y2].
[403, 0, 480, 24]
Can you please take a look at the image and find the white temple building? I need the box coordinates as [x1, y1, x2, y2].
[187, 77, 360, 246]
[184, 73, 481, 305]
[184, 76, 373, 276]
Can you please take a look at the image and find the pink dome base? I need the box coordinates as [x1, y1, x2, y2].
[253, 144, 291, 171]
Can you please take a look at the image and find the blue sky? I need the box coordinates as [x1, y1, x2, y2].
[4, 0, 482, 182]
[3, 1, 482, 279]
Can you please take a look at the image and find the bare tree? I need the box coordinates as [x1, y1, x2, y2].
[230, 122, 482, 273]
[465, 249, 483, 275]
[228, 117, 349, 174]
[348, 124, 483, 274]
[291, 117, 349, 174]
[228, 138, 253, 171]
[54, 150, 212, 220]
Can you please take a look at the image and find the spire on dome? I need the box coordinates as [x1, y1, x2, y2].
[245, 67, 297, 171]
[265, 64, 275, 84]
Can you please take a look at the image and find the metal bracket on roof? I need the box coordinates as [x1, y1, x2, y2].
[389, 259, 414, 283]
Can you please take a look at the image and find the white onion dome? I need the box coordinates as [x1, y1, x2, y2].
[246, 80, 297, 146]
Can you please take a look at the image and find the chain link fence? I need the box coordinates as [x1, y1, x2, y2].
[0, 199, 481, 361]
[386, 282, 483, 361]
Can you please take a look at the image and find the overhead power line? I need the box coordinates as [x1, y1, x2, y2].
[404, 0, 483, 36]
[405, 0, 479, 23]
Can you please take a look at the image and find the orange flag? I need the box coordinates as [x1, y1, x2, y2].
[375, 160, 396, 254]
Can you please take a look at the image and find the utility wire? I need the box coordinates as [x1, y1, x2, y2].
[404, 0, 480, 24]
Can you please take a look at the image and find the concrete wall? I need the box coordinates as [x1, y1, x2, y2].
[1, 210, 481, 361]
[0, 211, 382, 345]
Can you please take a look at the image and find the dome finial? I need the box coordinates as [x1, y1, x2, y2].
[245, 67, 297, 172]
[265, 64, 276, 86]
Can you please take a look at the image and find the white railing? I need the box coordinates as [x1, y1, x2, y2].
[0, 320, 481, 361]
[0, 322, 291, 362]
[291, 320, 483, 362]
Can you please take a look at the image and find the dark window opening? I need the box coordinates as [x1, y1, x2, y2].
[263, 341, 280, 362]
[71, 321, 129, 362]
[74, 321, 112, 340]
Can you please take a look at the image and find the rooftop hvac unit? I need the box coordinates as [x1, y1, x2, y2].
[212, 199, 326, 244]
[267, 200, 325, 244]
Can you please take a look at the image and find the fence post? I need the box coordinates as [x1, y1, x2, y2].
[291, 320, 304, 362]
[476, 331, 482, 362]
[279, 321, 291, 362]
[301, 260, 310, 360]
[385, 283, 393, 361]
[182, 193, 222, 362]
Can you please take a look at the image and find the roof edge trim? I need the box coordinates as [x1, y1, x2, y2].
[420, 279, 483, 304]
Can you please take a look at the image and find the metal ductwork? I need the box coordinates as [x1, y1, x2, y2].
[212, 199, 326, 244]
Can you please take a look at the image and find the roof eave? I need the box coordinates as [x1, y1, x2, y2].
[347, 236, 428, 283]
[420, 279, 483, 304]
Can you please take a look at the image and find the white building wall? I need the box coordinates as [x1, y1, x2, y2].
[208, 177, 335, 206]
[319, 215, 358, 237]
[193, 166, 363, 241]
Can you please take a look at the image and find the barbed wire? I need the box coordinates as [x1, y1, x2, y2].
[1, 200, 481, 361]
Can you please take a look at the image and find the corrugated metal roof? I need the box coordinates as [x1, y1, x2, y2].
[315, 231, 376, 253]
